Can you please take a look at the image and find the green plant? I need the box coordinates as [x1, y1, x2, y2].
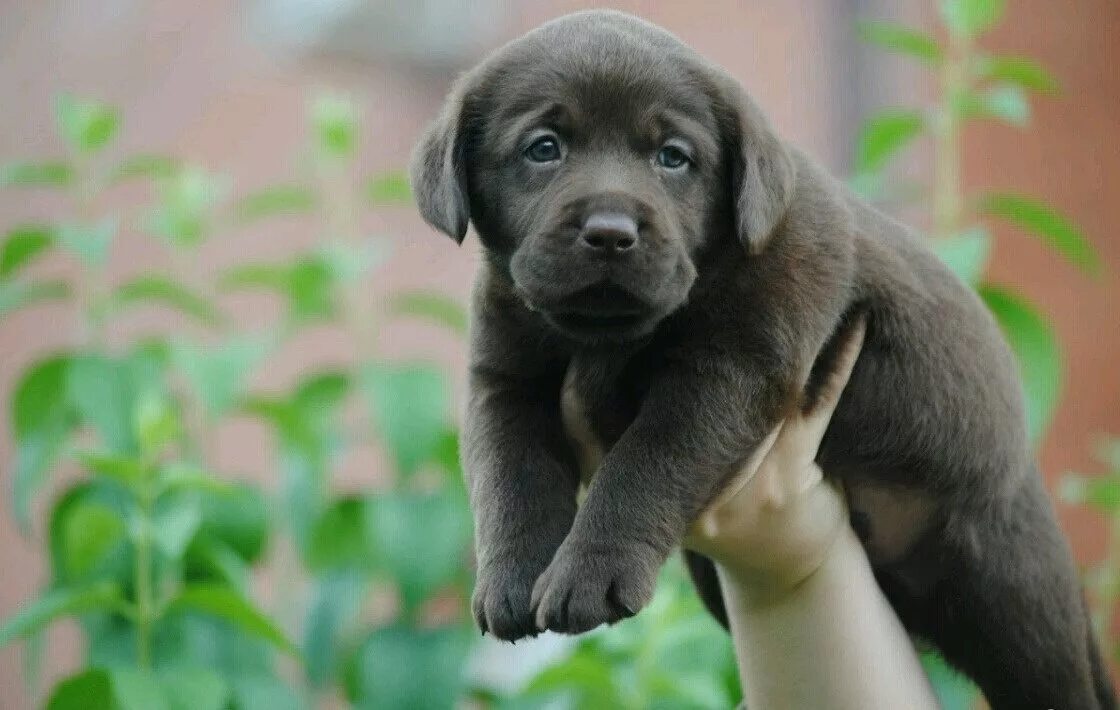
[0, 93, 473, 709]
[1062, 440, 1120, 664]
[853, 0, 1102, 706]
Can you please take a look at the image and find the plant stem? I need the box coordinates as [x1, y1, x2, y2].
[932, 29, 969, 240]
[71, 155, 109, 349]
[134, 484, 155, 670]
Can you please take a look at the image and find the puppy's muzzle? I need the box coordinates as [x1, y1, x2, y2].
[579, 212, 639, 256]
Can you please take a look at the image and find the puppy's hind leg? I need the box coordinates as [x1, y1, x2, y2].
[927, 475, 1106, 710]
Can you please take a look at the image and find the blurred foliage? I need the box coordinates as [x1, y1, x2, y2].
[1062, 440, 1120, 666]
[0, 92, 470, 709]
[854, 0, 1103, 706]
[0, 1, 1109, 709]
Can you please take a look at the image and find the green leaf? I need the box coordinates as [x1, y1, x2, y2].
[1059, 473, 1120, 512]
[144, 167, 228, 247]
[0, 279, 70, 317]
[167, 584, 297, 655]
[158, 669, 228, 710]
[49, 482, 133, 586]
[107, 669, 228, 710]
[133, 389, 181, 455]
[287, 257, 337, 321]
[316, 239, 390, 285]
[195, 482, 269, 563]
[55, 219, 118, 266]
[232, 185, 317, 224]
[220, 263, 290, 291]
[345, 624, 472, 709]
[184, 536, 250, 591]
[11, 355, 75, 531]
[230, 676, 305, 710]
[979, 193, 1100, 274]
[77, 451, 150, 487]
[956, 85, 1030, 126]
[69, 355, 137, 452]
[108, 274, 225, 326]
[308, 497, 375, 572]
[156, 462, 233, 496]
[1, 225, 54, 278]
[0, 582, 126, 647]
[312, 95, 359, 158]
[56, 95, 120, 153]
[367, 171, 412, 205]
[173, 336, 272, 417]
[362, 362, 450, 478]
[855, 110, 924, 174]
[931, 226, 990, 285]
[388, 291, 467, 334]
[244, 373, 349, 555]
[304, 569, 364, 687]
[975, 55, 1059, 94]
[110, 154, 179, 183]
[0, 161, 73, 188]
[59, 499, 127, 580]
[921, 651, 980, 710]
[111, 669, 170, 710]
[939, 0, 1005, 39]
[857, 21, 942, 64]
[523, 652, 624, 707]
[47, 669, 115, 710]
[368, 492, 472, 611]
[221, 257, 338, 323]
[152, 493, 203, 559]
[979, 286, 1062, 444]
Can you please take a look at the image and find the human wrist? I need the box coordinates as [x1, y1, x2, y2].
[714, 525, 864, 610]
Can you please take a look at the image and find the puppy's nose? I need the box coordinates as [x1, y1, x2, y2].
[579, 212, 638, 255]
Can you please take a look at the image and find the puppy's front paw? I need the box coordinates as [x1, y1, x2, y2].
[530, 541, 657, 634]
[472, 561, 545, 641]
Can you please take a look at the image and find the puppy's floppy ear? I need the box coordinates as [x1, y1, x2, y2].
[709, 71, 796, 254]
[409, 74, 478, 243]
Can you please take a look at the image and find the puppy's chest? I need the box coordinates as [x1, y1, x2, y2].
[560, 352, 651, 483]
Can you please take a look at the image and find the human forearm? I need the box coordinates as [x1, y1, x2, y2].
[719, 527, 938, 710]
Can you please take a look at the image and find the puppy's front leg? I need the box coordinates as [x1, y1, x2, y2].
[465, 363, 581, 641]
[532, 360, 790, 633]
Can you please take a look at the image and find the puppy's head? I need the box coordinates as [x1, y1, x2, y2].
[412, 10, 795, 343]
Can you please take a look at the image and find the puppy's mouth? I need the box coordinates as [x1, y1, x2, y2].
[538, 285, 656, 339]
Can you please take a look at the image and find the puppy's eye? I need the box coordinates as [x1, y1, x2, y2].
[525, 136, 562, 163]
[656, 144, 691, 170]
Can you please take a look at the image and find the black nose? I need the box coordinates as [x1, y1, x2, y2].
[579, 212, 638, 254]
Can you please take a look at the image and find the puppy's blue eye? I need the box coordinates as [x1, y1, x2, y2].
[656, 145, 690, 169]
[525, 136, 562, 163]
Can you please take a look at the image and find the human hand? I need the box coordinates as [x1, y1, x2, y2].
[685, 318, 865, 601]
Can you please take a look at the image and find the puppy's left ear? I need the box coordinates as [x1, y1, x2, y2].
[709, 71, 797, 255]
[409, 74, 478, 243]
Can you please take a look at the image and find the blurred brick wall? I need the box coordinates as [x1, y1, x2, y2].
[0, 1, 1116, 707]
[961, 0, 1120, 556]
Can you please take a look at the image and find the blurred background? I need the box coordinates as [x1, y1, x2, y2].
[0, 1, 1117, 708]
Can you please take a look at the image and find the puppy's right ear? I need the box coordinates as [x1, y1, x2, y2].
[409, 77, 476, 243]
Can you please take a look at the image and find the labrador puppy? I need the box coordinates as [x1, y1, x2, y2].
[410, 10, 1115, 709]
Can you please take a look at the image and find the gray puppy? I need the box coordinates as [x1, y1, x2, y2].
[411, 10, 1115, 709]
